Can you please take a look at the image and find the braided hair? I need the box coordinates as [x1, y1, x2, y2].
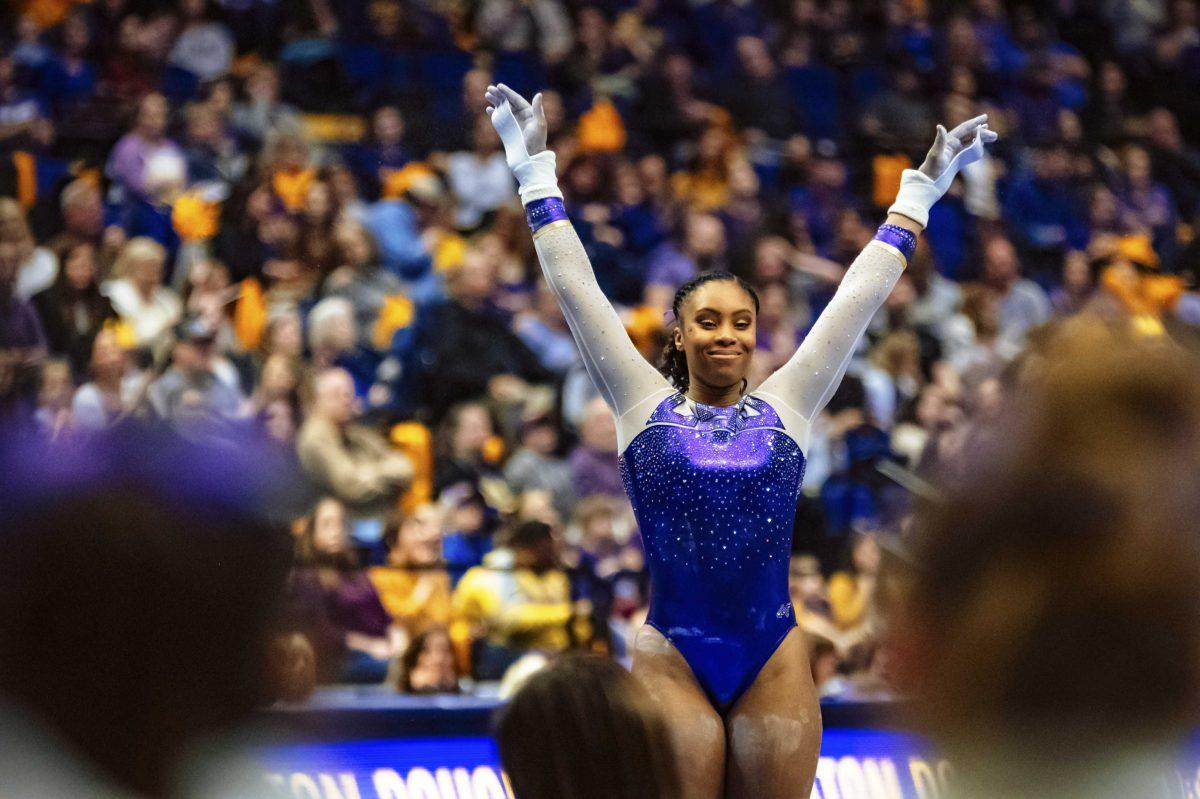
[658, 271, 760, 394]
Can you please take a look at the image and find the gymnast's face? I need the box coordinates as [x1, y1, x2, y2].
[675, 281, 756, 395]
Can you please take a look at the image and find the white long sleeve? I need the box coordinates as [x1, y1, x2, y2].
[756, 240, 905, 430]
[531, 224, 673, 441]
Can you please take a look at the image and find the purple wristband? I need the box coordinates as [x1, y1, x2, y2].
[525, 197, 569, 234]
[874, 223, 918, 263]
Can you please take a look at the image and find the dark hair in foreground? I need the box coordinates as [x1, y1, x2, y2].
[0, 424, 296, 798]
[495, 654, 682, 799]
[658, 271, 760, 393]
[901, 321, 1200, 764]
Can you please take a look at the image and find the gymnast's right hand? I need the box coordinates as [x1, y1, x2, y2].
[484, 84, 561, 203]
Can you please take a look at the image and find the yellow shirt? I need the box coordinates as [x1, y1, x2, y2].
[368, 567, 452, 634]
[451, 565, 574, 652]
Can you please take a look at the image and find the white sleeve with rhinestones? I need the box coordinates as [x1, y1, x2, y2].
[756, 240, 904, 426]
[532, 223, 673, 425]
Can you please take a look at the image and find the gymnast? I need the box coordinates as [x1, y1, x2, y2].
[484, 83, 995, 798]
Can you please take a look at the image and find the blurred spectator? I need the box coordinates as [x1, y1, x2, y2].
[0, 237, 47, 423]
[441, 485, 494, 587]
[371, 502, 453, 636]
[415, 249, 552, 419]
[645, 212, 728, 311]
[103, 237, 181, 347]
[231, 63, 300, 148]
[503, 402, 575, 519]
[322, 219, 404, 350]
[1146, 107, 1200, 222]
[167, 0, 235, 83]
[396, 627, 460, 695]
[433, 400, 502, 496]
[45, 179, 109, 261]
[569, 397, 624, 500]
[0, 198, 57, 301]
[70, 328, 142, 431]
[105, 93, 183, 201]
[981, 235, 1051, 347]
[296, 367, 413, 518]
[496, 654, 681, 799]
[147, 316, 246, 422]
[0, 54, 54, 152]
[34, 357, 73, 437]
[288, 496, 406, 683]
[446, 115, 516, 229]
[31, 241, 116, 379]
[1116, 143, 1179, 263]
[346, 105, 412, 201]
[0, 427, 292, 798]
[452, 520, 581, 680]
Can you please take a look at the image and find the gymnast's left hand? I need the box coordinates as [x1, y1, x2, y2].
[888, 114, 998, 229]
[917, 114, 997, 183]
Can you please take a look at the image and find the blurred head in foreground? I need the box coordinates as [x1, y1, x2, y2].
[886, 324, 1200, 796]
[496, 654, 681, 799]
[0, 424, 295, 798]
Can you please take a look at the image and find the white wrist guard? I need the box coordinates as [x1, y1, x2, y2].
[887, 132, 986, 228]
[490, 101, 563, 205]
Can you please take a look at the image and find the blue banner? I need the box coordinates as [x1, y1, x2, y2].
[257, 730, 1200, 798]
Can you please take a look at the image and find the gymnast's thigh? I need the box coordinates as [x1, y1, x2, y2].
[630, 624, 725, 799]
[724, 627, 822, 799]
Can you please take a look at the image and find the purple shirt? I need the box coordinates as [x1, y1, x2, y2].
[0, 295, 46, 349]
[646, 243, 697, 288]
[569, 444, 626, 499]
[105, 132, 183, 198]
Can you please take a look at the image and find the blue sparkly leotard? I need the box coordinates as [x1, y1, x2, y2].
[530, 222, 906, 712]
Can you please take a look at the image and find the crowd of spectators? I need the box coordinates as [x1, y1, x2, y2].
[2, 0, 1200, 697]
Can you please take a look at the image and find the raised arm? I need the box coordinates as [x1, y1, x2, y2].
[757, 116, 997, 422]
[485, 85, 670, 420]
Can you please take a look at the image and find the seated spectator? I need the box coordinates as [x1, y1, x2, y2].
[322, 219, 405, 350]
[415, 248, 553, 421]
[45, 179, 108, 259]
[288, 497, 406, 684]
[168, 0, 235, 83]
[0, 53, 54, 153]
[0, 198, 57, 301]
[105, 93, 183, 201]
[31, 241, 116, 379]
[0, 237, 47, 423]
[34, 357, 73, 437]
[981, 235, 1051, 349]
[503, 402, 575, 520]
[305, 296, 383, 402]
[452, 520, 582, 680]
[569, 397, 625, 500]
[296, 367, 413, 518]
[396, 627, 460, 695]
[148, 316, 247, 423]
[346, 105, 412, 201]
[827, 532, 881, 634]
[446, 115, 515, 230]
[103, 237, 182, 347]
[70, 328, 142, 431]
[231, 63, 301, 148]
[441, 484, 494, 586]
[434, 400, 502, 496]
[1116, 142, 1179, 263]
[496, 654, 681, 799]
[371, 502, 453, 635]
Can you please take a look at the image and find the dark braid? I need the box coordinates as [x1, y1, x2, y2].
[657, 271, 760, 393]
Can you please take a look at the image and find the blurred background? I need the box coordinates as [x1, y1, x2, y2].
[2, 0, 1200, 796]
